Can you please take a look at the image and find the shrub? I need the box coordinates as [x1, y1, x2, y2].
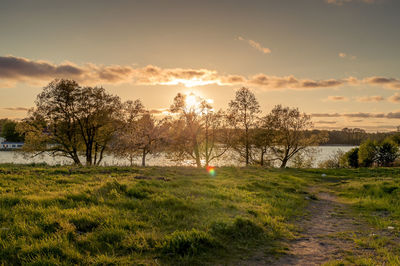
[358, 140, 378, 167]
[358, 138, 398, 167]
[376, 139, 398, 167]
[341, 148, 359, 168]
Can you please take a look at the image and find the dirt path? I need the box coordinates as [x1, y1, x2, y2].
[238, 189, 373, 265]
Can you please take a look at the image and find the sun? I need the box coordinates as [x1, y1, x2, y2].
[183, 92, 214, 114]
[185, 93, 198, 109]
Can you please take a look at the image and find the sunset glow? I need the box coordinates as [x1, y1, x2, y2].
[1, 0, 400, 131]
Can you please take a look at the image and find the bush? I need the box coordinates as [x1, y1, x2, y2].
[358, 138, 398, 167]
[358, 140, 378, 167]
[376, 139, 398, 167]
[341, 148, 359, 168]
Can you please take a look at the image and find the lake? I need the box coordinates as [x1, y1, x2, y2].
[0, 146, 356, 168]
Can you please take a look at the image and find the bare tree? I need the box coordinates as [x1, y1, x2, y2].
[253, 117, 274, 166]
[169, 93, 205, 167]
[228, 87, 260, 166]
[110, 100, 146, 166]
[168, 93, 231, 167]
[201, 109, 231, 166]
[267, 105, 328, 168]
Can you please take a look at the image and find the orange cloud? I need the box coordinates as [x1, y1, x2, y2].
[312, 112, 399, 119]
[388, 93, 400, 103]
[326, 96, 349, 101]
[237, 36, 271, 54]
[2, 55, 400, 92]
[356, 95, 385, 102]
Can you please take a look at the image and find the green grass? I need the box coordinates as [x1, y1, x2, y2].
[0, 165, 310, 265]
[2, 165, 400, 265]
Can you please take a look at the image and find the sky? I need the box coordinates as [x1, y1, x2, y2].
[1, 0, 400, 131]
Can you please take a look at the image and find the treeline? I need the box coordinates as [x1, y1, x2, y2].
[315, 128, 396, 146]
[16, 79, 330, 168]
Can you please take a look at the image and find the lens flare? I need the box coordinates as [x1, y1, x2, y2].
[206, 166, 216, 177]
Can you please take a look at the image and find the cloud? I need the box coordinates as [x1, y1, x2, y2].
[1, 107, 30, 111]
[326, 96, 349, 101]
[312, 113, 342, 117]
[386, 112, 400, 119]
[134, 65, 220, 87]
[314, 120, 337, 124]
[356, 95, 385, 102]
[0, 55, 136, 86]
[237, 36, 271, 54]
[325, 0, 378, 5]
[388, 93, 400, 103]
[312, 112, 399, 119]
[338, 52, 356, 60]
[364, 77, 400, 90]
[247, 74, 348, 90]
[2, 55, 400, 92]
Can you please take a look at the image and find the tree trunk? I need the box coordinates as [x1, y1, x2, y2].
[280, 157, 288, 168]
[142, 149, 146, 167]
[129, 155, 134, 167]
[245, 126, 249, 166]
[260, 150, 264, 166]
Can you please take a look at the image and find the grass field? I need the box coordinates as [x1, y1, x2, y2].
[0, 165, 399, 265]
[0, 165, 310, 265]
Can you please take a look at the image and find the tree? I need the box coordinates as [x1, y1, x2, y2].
[135, 113, 170, 166]
[169, 93, 204, 167]
[168, 93, 230, 167]
[110, 100, 146, 166]
[74, 86, 123, 165]
[1, 120, 24, 142]
[252, 117, 274, 166]
[376, 139, 398, 167]
[358, 139, 378, 167]
[112, 105, 170, 167]
[228, 87, 260, 166]
[201, 109, 231, 167]
[17, 79, 123, 166]
[17, 79, 84, 165]
[267, 105, 327, 168]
